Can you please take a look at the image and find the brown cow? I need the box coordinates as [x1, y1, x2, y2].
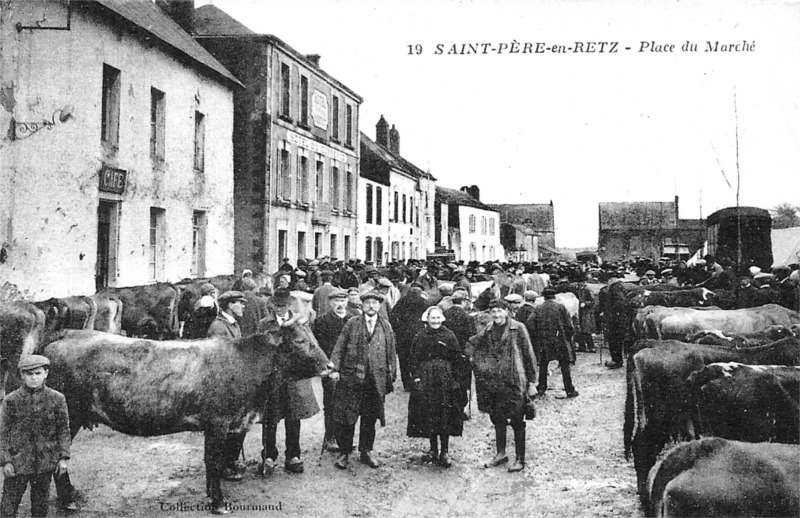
[647, 438, 799, 517]
[99, 283, 180, 339]
[44, 325, 329, 514]
[0, 301, 44, 399]
[92, 293, 123, 334]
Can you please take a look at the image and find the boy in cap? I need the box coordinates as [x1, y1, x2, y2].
[1, 355, 71, 517]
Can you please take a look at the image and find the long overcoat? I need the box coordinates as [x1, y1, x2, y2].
[467, 319, 536, 419]
[525, 299, 574, 364]
[330, 315, 397, 426]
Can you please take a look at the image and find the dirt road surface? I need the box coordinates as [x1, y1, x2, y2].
[8, 350, 640, 517]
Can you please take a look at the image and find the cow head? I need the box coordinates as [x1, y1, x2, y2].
[276, 320, 329, 380]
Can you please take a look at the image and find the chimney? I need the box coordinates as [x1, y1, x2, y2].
[460, 185, 480, 201]
[305, 54, 321, 67]
[389, 124, 400, 154]
[156, 0, 195, 34]
[376, 115, 389, 148]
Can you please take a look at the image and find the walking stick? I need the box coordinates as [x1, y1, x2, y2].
[317, 376, 338, 466]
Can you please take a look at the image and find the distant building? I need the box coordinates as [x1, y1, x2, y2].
[435, 186, 503, 263]
[0, 0, 238, 298]
[193, 3, 362, 274]
[598, 196, 705, 262]
[489, 203, 556, 261]
[358, 117, 436, 265]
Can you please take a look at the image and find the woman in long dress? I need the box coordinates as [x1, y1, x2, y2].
[406, 306, 465, 467]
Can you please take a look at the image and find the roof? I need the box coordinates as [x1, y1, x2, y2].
[599, 201, 677, 231]
[193, 4, 255, 36]
[88, 0, 241, 87]
[436, 186, 495, 212]
[489, 203, 554, 232]
[192, 4, 362, 102]
[360, 132, 435, 185]
[706, 206, 772, 225]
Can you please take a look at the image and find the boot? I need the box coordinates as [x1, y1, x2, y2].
[438, 435, 452, 468]
[484, 425, 508, 467]
[422, 435, 439, 463]
[509, 424, 526, 472]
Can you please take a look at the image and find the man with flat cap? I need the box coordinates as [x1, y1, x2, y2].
[207, 291, 246, 339]
[328, 290, 397, 470]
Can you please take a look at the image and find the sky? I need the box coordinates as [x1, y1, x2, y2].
[196, 0, 800, 248]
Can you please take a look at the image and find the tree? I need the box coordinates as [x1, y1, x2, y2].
[771, 203, 800, 229]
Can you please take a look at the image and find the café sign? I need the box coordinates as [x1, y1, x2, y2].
[99, 166, 127, 194]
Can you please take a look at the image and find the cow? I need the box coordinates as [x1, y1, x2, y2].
[647, 438, 799, 517]
[687, 325, 794, 347]
[99, 283, 181, 339]
[687, 362, 800, 444]
[624, 337, 800, 503]
[92, 292, 123, 334]
[0, 301, 44, 399]
[33, 296, 98, 335]
[628, 288, 715, 309]
[638, 304, 800, 341]
[43, 324, 329, 514]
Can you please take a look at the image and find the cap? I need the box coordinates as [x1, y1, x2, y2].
[749, 266, 762, 276]
[346, 286, 360, 294]
[328, 288, 348, 300]
[308, 260, 320, 267]
[18, 354, 50, 372]
[451, 291, 469, 302]
[645, 270, 656, 276]
[218, 291, 246, 306]
[661, 269, 673, 276]
[271, 288, 292, 306]
[504, 293, 523, 303]
[377, 277, 393, 288]
[360, 290, 385, 303]
[523, 290, 538, 301]
[295, 270, 307, 277]
[542, 288, 557, 297]
[487, 299, 506, 310]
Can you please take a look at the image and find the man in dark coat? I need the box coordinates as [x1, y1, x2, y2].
[312, 288, 352, 451]
[389, 287, 429, 391]
[329, 291, 397, 470]
[574, 283, 596, 353]
[467, 300, 537, 472]
[207, 291, 246, 339]
[443, 291, 477, 417]
[525, 288, 578, 399]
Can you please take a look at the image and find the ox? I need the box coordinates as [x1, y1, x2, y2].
[688, 362, 800, 444]
[0, 301, 44, 399]
[647, 438, 799, 517]
[628, 288, 715, 309]
[92, 292, 123, 334]
[33, 296, 97, 335]
[624, 337, 800, 502]
[44, 326, 329, 514]
[687, 325, 794, 347]
[100, 283, 181, 339]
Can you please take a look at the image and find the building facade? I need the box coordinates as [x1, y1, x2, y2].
[435, 186, 503, 263]
[194, 4, 361, 274]
[359, 117, 436, 264]
[489, 202, 556, 261]
[0, 0, 237, 298]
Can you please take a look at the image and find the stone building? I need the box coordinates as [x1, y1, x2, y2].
[193, 4, 361, 274]
[0, 0, 238, 298]
[435, 186, 503, 263]
[489, 202, 556, 261]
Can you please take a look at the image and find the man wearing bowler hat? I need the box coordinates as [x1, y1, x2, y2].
[328, 291, 397, 469]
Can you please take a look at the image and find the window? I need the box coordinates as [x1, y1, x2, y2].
[191, 211, 207, 277]
[281, 63, 291, 118]
[425, 192, 429, 209]
[401, 241, 406, 260]
[101, 64, 121, 146]
[194, 111, 205, 172]
[391, 241, 399, 261]
[150, 88, 165, 162]
[410, 198, 415, 225]
[331, 165, 340, 209]
[297, 231, 306, 261]
[482, 245, 487, 261]
[300, 75, 309, 126]
[375, 238, 384, 266]
[489, 217, 495, 235]
[481, 216, 487, 235]
[393, 191, 399, 222]
[376, 186, 383, 225]
[297, 153, 309, 204]
[365, 237, 372, 262]
[278, 230, 288, 264]
[366, 184, 373, 224]
[469, 242, 477, 261]
[469, 214, 476, 234]
[346, 169, 354, 211]
[278, 144, 292, 200]
[330, 234, 338, 258]
[96, 200, 120, 291]
[490, 246, 495, 260]
[345, 104, 353, 146]
[315, 157, 324, 203]
[331, 96, 340, 140]
[314, 232, 322, 258]
[149, 208, 165, 281]
[343, 235, 351, 260]
[402, 195, 407, 223]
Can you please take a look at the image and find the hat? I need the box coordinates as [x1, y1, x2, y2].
[218, 291, 246, 306]
[645, 270, 656, 276]
[196, 294, 216, 309]
[542, 288, 556, 298]
[504, 293, 523, 303]
[271, 288, 292, 306]
[346, 286, 360, 294]
[200, 283, 217, 296]
[487, 299, 506, 310]
[328, 288, 348, 300]
[523, 290, 538, 301]
[451, 291, 469, 302]
[295, 270, 307, 277]
[360, 290, 385, 303]
[421, 306, 445, 323]
[18, 354, 50, 372]
[377, 277, 393, 288]
[477, 267, 486, 273]
[661, 269, 673, 276]
[749, 266, 762, 276]
[241, 269, 253, 277]
[308, 259, 320, 267]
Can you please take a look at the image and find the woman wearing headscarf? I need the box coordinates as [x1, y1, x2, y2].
[406, 306, 464, 468]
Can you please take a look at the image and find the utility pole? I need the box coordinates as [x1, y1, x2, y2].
[734, 85, 742, 265]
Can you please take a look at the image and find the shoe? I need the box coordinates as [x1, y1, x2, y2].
[334, 453, 349, 470]
[605, 361, 623, 370]
[484, 452, 509, 468]
[360, 451, 380, 468]
[260, 458, 275, 478]
[421, 450, 438, 463]
[323, 437, 339, 452]
[508, 459, 525, 472]
[210, 504, 231, 515]
[61, 501, 79, 512]
[566, 390, 580, 398]
[221, 467, 242, 482]
[439, 452, 452, 468]
[285, 457, 304, 474]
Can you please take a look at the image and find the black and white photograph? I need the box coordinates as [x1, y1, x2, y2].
[1, 0, 799, 516]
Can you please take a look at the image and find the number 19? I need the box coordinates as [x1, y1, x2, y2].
[407, 44, 422, 55]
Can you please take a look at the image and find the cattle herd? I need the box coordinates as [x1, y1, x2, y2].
[1, 272, 799, 516]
